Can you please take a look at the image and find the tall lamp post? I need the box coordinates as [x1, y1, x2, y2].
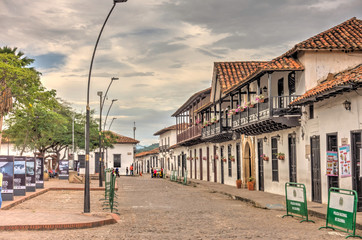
[85, 0, 128, 213]
[108, 117, 117, 131]
[97, 77, 119, 187]
[103, 99, 118, 169]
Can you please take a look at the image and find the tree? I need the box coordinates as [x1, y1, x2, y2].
[0, 47, 42, 146]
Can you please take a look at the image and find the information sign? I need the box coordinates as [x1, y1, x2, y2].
[0, 155, 14, 201]
[13, 156, 26, 196]
[319, 187, 360, 238]
[282, 182, 314, 223]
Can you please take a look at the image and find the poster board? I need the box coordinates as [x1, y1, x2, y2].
[0, 155, 14, 201]
[339, 145, 351, 178]
[14, 156, 26, 196]
[59, 160, 69, 180]
[326, 151, 338, 176]
[35, 157, 44, 188]
[26, 157, 36, 192]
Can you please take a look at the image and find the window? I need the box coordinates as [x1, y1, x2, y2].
[228, 145, 232, 177]
[288, 71, 296, 95]
[114, 154, 121, 168]
[168, 158, 170, 170]
[272, 138, 279, 181]
[309, 104, 314, 119]
[168, 137, 170, 146]
[156, 157, 158, 167]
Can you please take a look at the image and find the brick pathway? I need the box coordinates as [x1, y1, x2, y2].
[0, 179, 117, 230]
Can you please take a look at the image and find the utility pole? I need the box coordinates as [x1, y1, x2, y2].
[133, 121, 136, 139]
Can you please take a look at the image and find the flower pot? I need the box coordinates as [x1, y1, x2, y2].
[259, 99, 265, 103]
[263, 157, 269, 161]
[249, 104, 255, 108]
[236, 179, 242, 189]
[278, 156, 285, 160]
[247, 181, 255, 191]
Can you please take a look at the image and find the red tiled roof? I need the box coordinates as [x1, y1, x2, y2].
[171, 88, 211, 116]
[169, 143, 180, 149]
[135, 147, 159, 158]
[153, 125, 177, 136]
[104, 131, 139, 144]
[291, 64, 362, 105]
[284, 17, 362, 57]
[220, 57, 304, 94]
[216, 61, 268, 92]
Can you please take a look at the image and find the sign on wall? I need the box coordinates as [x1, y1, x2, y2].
[14, 156, 26, 196]
[326, 151, 338, 176]
[35, 157, 44, 188]
[0, 155, 14, 201]
[339, 145, 351, 178]
[26, 157, 36, 192]
[59, 160, 69, 180]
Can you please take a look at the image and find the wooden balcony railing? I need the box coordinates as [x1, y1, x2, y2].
[232, 96, 301, 129]
[201, 118, 232, 138]
[177, 124, 202, 143]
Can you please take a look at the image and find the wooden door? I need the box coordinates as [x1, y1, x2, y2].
[257, 140, 264, 191]
[352, 132, 362, 211]
[207, 147, 210, 181]
[221, 146, 224, 184]
[311, 136, 322, 203]
[288, 134, 297, 183]
[214, 145, 217, 182]
[327, 133, 339, 189]
[236, 144, 241, 180]
[199, 148, 203, 180]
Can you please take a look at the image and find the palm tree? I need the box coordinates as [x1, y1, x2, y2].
[0, 46, 35, 146]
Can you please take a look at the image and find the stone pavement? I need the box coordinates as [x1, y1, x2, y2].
[183, 177, 362, 230]
[0, 178, 118, 230]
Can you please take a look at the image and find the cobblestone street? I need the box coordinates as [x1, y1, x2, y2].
[0, 176, 352, 239]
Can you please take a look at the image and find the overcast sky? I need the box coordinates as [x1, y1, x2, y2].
[0, 0, 361, 146]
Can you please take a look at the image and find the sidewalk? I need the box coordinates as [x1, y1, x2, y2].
[183, 177, 362, 230]
[0, 179, 119, 230]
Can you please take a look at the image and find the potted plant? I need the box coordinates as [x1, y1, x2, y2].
[202, 156, 207, 160]
[276, 152, 285, 160]
[221, 157, 227, 162]
[247, 177, 255, 191]
[261, 154, 269, 161]
[248, 101, 256, 108]
[236, 179, 242, 189]
[255, 95, 265, 103]
[229, 155, 235, 162]
[215, 155, 219, 160]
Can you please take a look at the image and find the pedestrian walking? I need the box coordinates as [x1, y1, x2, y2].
[151, 167, 154, 178]
[130, 164, 134, 175]
[0, 169, 3, 208]
[126, 167, 129, 176]
[115, 167, 120, 177]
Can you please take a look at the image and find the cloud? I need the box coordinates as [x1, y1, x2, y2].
[122, 72, 154, 77]
[0, 0, 361, 146]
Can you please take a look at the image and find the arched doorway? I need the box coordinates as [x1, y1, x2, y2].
[243, 140, 255, 185]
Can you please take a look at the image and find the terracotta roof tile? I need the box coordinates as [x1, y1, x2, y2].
[283, 17, 362, 57]
[216, 61, 268, 92]
[219, 57, 304, 94]
[135, 147, 159, 158]
[291, 64, 362, 105]
[154, 125, 177, 136]
[104, 131, 139, 144]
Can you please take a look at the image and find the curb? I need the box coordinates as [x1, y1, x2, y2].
[1, 187, 117, 211]
[0, 213, 118, 231]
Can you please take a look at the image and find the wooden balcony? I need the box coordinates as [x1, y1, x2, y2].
[201, 118, 233, 143]
[232, 96, 302, 135]
[159, 145, 169, 152]
[177, 124, 202, 146]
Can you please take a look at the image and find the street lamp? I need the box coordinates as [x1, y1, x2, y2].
[97, 77, 119, 187]
[108, 117, 117, 131]
[85, 0, 127, 213]
[103, 99, 117, 169]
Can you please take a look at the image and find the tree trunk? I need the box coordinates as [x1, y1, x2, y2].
[0, 113, 3, 153]
[20, 129, 29, 156]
